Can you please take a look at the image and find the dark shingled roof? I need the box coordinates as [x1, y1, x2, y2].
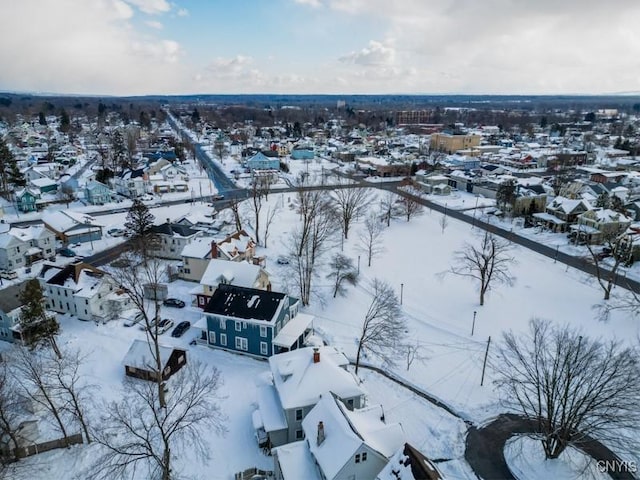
[204, 283, 286, 322]
[401, 443, 443, 480]
[150, 223, 199, 237]
[0, 281, 28, 314]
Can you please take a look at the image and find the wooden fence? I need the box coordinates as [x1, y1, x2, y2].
[2, 433, 83, 459]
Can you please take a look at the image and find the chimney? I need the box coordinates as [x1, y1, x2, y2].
[317, 421, 325, 446]
[313, 347, 320, 364]
[210, 241, 218, 259]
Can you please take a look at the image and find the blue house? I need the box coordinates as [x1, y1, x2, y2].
[196, 284, 312, 357]
[0, 282, 27, 343]
[247, 152, 280, 172]
[291, 148, 315, 160]
[84, 181, 112, 205]
[15, 188, 40, 212]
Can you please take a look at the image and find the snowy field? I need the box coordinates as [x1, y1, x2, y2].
[10, 185, 640, 479]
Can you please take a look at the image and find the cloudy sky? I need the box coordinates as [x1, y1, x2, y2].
[0, 0, 639, 96]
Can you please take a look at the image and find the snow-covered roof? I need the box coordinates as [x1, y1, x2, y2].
[200, 259, 263, 289]
[272, 313, 313, 348]
[42, 210, 103, 232]
[180, 236, 216, 259]
[256, 384, 288, 432]
[269, 346, 365, 410]
[302, 395, 404, 480]
[272, 441, 322, 480]
[122, 339, 180, 370]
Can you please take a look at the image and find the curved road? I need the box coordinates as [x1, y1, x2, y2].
[465, 414, 638, 480]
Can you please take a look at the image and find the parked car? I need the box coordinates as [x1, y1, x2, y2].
[108, 228, 126, 237]
[171, 321, 191, 338]
[276, 256, 290, 265]
[212, 194, 225, 201]
[0, 270, 18, 280]
[163, 298, 186, 308]
[124, 312, 145, 328]
[58, 248, 77, 257]
[157, 319, 174, 334]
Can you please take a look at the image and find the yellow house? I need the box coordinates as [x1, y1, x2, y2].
[430, 133, 481, 154]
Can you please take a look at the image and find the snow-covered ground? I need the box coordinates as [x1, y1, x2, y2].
[10, 184, 640, 478]
[505, 436, 609, 480]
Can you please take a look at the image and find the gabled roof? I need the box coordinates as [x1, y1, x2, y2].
[0, 281, 28, 314]
[42, 210, 103, 233]
[269, 346, 364, 410]
[150, 223, 200, 238]
[377, 443, 443, 480]
[302, 394, 404, 480]
[200, 259, 264, 290]
[204, 283, 285, 322]
[45, 262, 104, 288]
[122, 339, 184, 370]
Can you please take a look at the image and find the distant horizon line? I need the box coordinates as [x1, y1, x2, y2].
[1, 90, 640, 99]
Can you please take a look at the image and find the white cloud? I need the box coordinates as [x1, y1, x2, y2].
[294, 0, 322, 7]
[339, 40, 395, 66]
[177, 7, 189, 16]
[0, 0, 187, 95]
[145, 20, 163, 29]
[125, 0, 171, 15]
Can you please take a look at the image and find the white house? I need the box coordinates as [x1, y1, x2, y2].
[254, 346, 365, 448]
[273, 394, 405, 480]
[0, 226, 56, 271]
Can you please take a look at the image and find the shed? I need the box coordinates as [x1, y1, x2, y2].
[122, 339, 187, 382]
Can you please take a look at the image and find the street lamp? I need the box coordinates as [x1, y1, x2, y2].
[472, 195, 480, 228]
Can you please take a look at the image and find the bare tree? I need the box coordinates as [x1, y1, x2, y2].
[247, 176, 270, 245]
[90, 359, 227, 480]
[288, 190, 339, 305]
[355, 279, 405, 375]
[358, 213, 385, 267]
[378, 191, 401, 227]
[49, 348, 95, 443]
[403, 340, 429, 371]
[11, 348, 70, 446]
[439, 213, 449, 234]
[449, 231, 516, 306]
[398, 189, 424, 222]
[585, 232, 630, 301]
[332, 184, 373, 239]
[58, 183, 75, 207]
[326, 253, 358, 298]
[495, 318, 640, 460]
[228, 196, 243, 232]
[262, 202, 280, 249]
[0, 359, 23, 462]
[107, 253, 167, 407]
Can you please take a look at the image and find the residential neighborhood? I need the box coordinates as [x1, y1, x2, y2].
[1, 89, 640, 480]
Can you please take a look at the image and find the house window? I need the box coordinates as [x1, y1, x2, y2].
[295, 409, 303, 421]
[235, 337, 248, 351]
[85, 299, 88, 305]
[347, 399, 354, 409]
[184, 258, 189, 264]
[242, 321, 247, 329]
[362, 452, 367, 462]
[235, 321, 242, 332]
[219, 318, 226, 330]
[260, 326, 267, 338]
[260, 342, 268, 355]
[208, 331, 216, 344]
[295, 429, 303, 440]
[355, 454, 360, 464]
[184, 268, 191, 274]
[220, 333, 227, 346]
[178, 355, 185, 364]
[199, 297, 205, 305]
[64, 290, 68, 297]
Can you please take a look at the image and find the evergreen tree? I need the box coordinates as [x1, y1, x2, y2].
[19, 279, 61, 358]
[111, 130, 128, 172]
[595, 191, 611, 209]
[0, 137, 13, 193]
[611, 194, 626, 214]
[496, 179, 517, 212]
[38, 111, 47, 126]
[59, 109, 71, 133]
[7, 156, 25, 188]
[124, 199, 158, 258]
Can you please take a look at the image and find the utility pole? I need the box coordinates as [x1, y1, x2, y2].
[471, 310, 477, 336]
[480, 336, 491, 386]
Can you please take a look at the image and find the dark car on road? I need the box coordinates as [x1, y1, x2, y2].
[58, 248, 77, 257]
[163, 298, 186, 308]
[171, 321, 191, 338]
